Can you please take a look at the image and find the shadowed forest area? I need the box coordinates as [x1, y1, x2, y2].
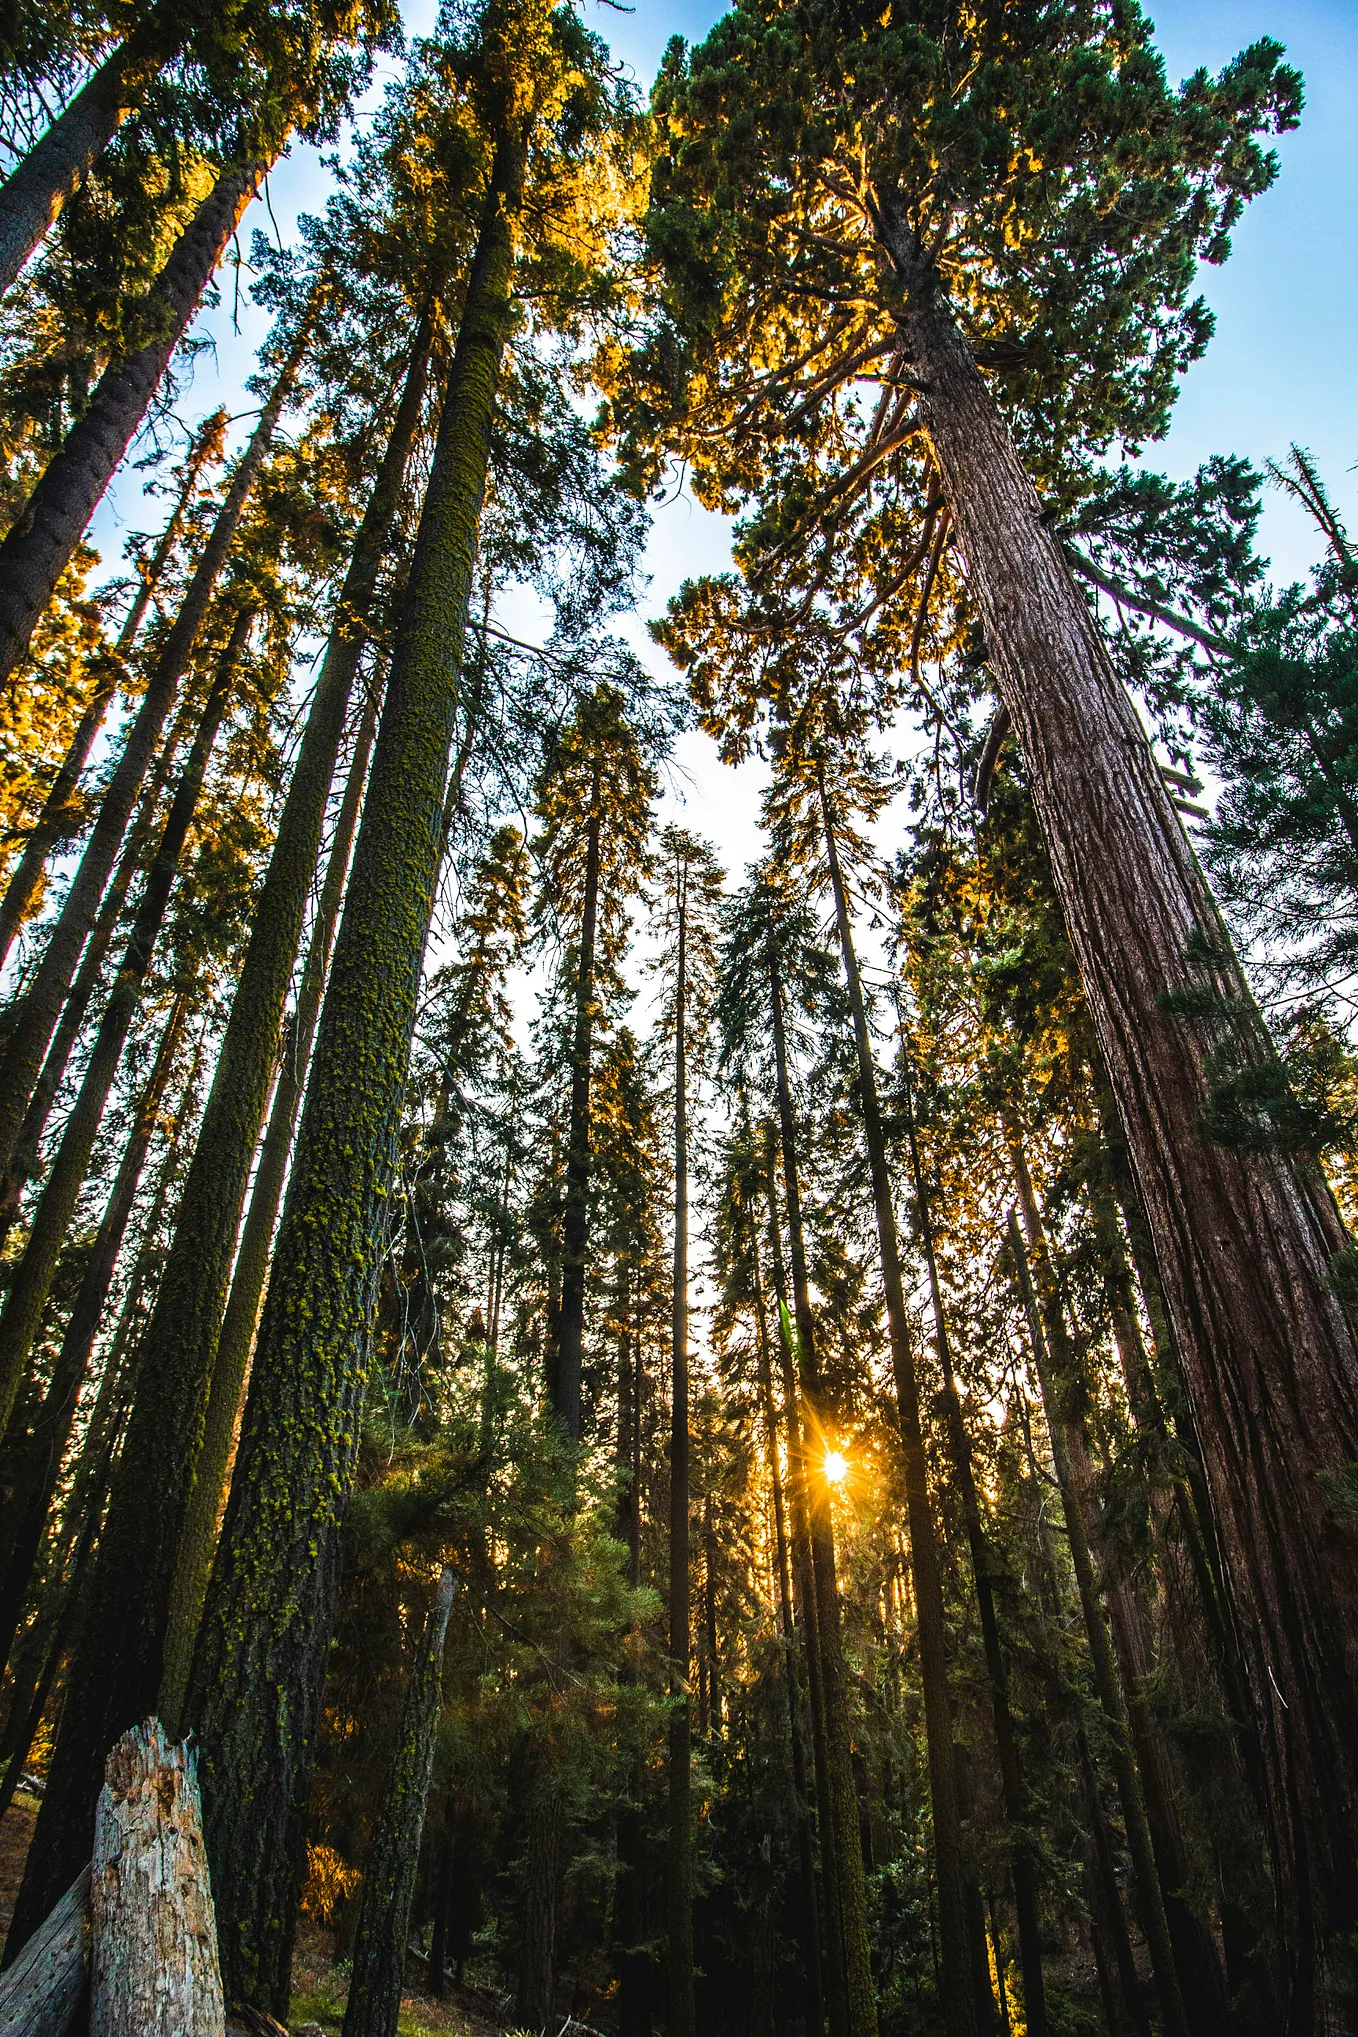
[1, 0, 1357, 2033]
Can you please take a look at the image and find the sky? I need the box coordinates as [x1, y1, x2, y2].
[86, 0, 1358, 886]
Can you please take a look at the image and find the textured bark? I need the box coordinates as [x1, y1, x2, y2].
[158, 671, 385, 1726]
[185, 149, 522, 2018]
[667, 889, 695, 2037]
[553, 765, 602, 1443]
[4, 615, 248, 1950]
[140, 316, 431, 1729]
[1005, 1202, 1189, 2037]
[0, 159, 263, 691]
[818, 773, 978, 2037]
[89, 1719, 225, 2037]
[342, 1568, 456, 2037]
[768, 959, 877, 2037]
[0, 317, 294, 1188]
[0, 10, 177, 297]
[888, 242, 1358, 1972]
[615, 1291, 653, 2037]
[515, 1770, 564, 2036]
[0, 407, 224, 972]
[0, 993, 186, 1683]
[0, 1866, 89, 2035]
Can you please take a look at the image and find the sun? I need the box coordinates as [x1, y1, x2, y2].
[823, 1449, 849, 1486]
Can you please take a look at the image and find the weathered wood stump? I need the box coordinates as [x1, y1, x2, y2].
[90, 1717, 226, 2037]
[0, 1867, 90, 2036]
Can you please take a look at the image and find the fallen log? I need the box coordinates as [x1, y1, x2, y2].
[0, 1867, 90, 2036]
[90, 1717, 225, 2037]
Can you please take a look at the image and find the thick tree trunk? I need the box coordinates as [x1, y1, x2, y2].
[0, 9, 178, 297]
[554, 768, 602, 1443]
[4, 613, 249, 1949]
[0, 317, 295, 1188]
[141, 315, 433, 1728]
[667, 889, 695, 2037]
[342, 1568, 456, 2037]
[89, 1719, 225, 2037]
[158, 671, 385, 1725]
[1005, 1201, 1189, 2037]
[817, 772, 977, 2037]
[891, 240, 1358, 1980]
[184, 145, 523, 2019]
[0, 406, 223, 972]
[768, 956, 878, 2037]
[0, 158, 264, 691]
[0, 992, 186, 1681]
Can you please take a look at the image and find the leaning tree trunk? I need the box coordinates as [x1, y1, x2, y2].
[158, 672, 385, 1725]
[0, 406, 225, 971]
[818, 769, 979, 2037]
[0, 1865, 90, 2033]
[553, 764, 602, 1443]
[342, 1568, 457, 2037]
[0, 4, 179, 297]
[890, 232, 1358, 1986]
[184, 137, 525, 2020]
[1004, 1202, 1189, 2037]
[0, 156, 265, 691]
[0, 318, 298, 1188]
[667, 883, 695, 2037]
[0, 991, 187, 1683]
[768, 955, 878, 2037]
[120, 311, 433, 1732]
[4, 613, 250, 1951]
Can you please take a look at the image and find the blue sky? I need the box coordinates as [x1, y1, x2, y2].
[88, 0, 1358, 871]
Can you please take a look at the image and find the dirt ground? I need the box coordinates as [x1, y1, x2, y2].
[0, 1789, 38, 1954]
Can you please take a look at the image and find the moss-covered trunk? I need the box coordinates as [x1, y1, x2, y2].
[768, 956, 877, 2037]
[342, 1568, 457, 2037]
[159, 669, 385, 1724]
[183, 147, 522, 2016]
[0, 156, 264, 690]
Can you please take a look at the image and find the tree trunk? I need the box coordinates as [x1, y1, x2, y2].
[158, 669, 385, 1726]
[0, 157, 265, 691]
[0, 611, 248, 1440]
[184, 141, 524, 2019]
[89, 1718, 225, 2037]
[0, 991, 186, 1682]
[342, 1567, 456, 2037]
[763, 1122, 843, 2037]
[0, 1866, 89, 2035]
[554, 765, 602, 1444]
[0, 311, 296, 1188]
[891, 237, 1358, 1982]
[891, 1064, 1046, 2035]
[0, 406, 224, 973]
[768, 955, 878, 2037]
[667, 881, 694, 2037]
[817, 768, 977, 2037]
[1004, 1200, 1189, 2037]
[144, 313, 432, 1728]
[4, 613, 249, 1950]
[0, 8, 179, 297]
[516, 1770, 564, 2037]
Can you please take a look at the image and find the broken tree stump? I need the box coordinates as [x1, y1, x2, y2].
[90, 1717, 226, 2037]
[0, 1866, 90, 2036]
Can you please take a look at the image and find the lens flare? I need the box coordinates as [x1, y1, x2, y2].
[823, 1449, 849, 1486]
